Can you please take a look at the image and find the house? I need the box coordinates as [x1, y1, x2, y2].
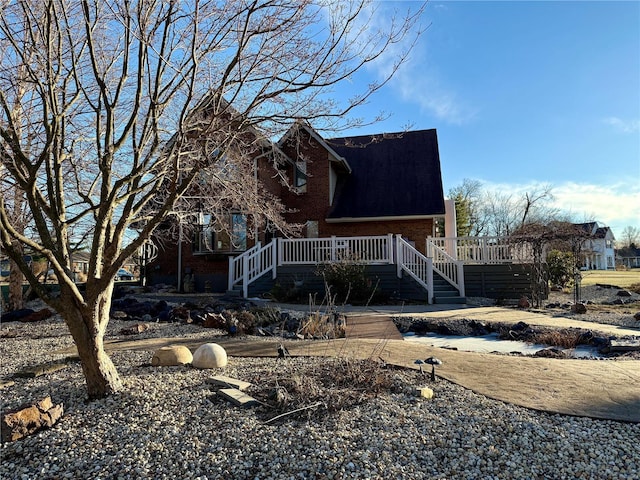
[148, 122, 458, 296]
[574, 222, 616, 270]
[616, 244, 640, 269]
[276, 123, 455, 246]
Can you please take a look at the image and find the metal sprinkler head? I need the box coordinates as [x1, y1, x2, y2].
[424, 357, 442, 381]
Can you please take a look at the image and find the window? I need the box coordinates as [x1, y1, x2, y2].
[193, 213, 247, 254]
[306, 220, 318, 238]
[294, 160, 307, 193]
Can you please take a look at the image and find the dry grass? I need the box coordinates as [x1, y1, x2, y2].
[247, 357, 405, 423]
[532, 330, 582, 349]
[579, 270, 640, 288]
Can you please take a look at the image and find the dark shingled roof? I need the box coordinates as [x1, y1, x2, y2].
[326, 129, 445, 219]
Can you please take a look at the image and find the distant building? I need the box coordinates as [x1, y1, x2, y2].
[574, 222, 616, 270]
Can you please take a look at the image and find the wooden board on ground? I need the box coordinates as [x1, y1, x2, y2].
[217, 388, 260, 408]
[344, 315, 403, 340]
[207, 375, 252, 391]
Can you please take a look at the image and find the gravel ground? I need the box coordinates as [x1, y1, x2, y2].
[1, 297, 639, 479]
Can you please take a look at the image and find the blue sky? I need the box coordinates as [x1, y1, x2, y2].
[336, 1, 640, 238]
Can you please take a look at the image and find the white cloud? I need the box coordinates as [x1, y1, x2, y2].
[603, 117, 640, 134]
[552, 182, 640, 235]
[361, 4, 476, 125]
[478, 180, 640, 236]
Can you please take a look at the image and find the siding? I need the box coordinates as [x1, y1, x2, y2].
[463, 264, 544, 300]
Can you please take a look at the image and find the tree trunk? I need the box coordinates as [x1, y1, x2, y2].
[62, 289, 123, 399]
[8, 242, 24, 311]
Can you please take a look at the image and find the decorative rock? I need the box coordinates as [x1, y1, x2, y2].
[20, 308, 55, 322]
[192, 343, 228, 369]
[571, 303, 587, 314]
[616, 290, 632, 297]
[0, 379, 15, 390]
[634, 312, 640, 321]
[1, 396, 64, 442]
[415, 387, 434, 399]
[120, 323, 149, 335]
[534, 348, 566, 359]
[151, 345, 193, 366]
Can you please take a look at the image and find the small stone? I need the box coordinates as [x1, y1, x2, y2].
[634, 312, 640, 321]
[616, 290, 632, 297]
[415, 387, 434, 399]
[192, 343, 228, 369]
[151, 345, 193, 366]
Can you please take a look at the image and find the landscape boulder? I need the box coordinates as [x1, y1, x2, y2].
[571, 303, 587, 314]
[151, 345, 193, 366]
[192, 343, 228, 369]
[20, 308, 55, 322]
[1, 396, 64, 442]
[616, 290, 632, 297]
[120, 323, 149, 335]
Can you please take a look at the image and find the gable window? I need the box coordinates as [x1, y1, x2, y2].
[294, 160, 307, 193]
[193, 213, 247, 254]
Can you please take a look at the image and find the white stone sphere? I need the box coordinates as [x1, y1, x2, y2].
[192, 343, 228, 369]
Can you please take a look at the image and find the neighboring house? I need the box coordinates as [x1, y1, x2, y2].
[575, 222, 616, 270]
[616, 245, 640, 269]
[148, 122, 456, 293]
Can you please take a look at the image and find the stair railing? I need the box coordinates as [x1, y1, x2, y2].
[396, 236, 433, 302]
[228, 240, 278, 297]
[426, 239, 465, 297]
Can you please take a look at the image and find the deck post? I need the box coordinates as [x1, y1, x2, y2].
[228, 256, 234, 291]
[331, 236, 337, 262]
[426, 257, 434, 303]
[387, 233, 394, 264]
[277, 238, 283, 266]
[395, 234, 402, 278]
[456, 261, 465, 297]
[242, 254, 249, 298]
[271, 239, 277, 279]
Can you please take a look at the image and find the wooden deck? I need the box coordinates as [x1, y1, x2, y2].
[344, 315, 404, 340]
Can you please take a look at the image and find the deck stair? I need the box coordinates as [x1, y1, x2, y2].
[432, 273, 466, 304]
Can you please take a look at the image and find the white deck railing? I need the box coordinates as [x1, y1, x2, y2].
[229, 234, 475, 302]
[396, 236, 433, 301]
[277, 235, 394, 266]
[430, 236, 534, 264]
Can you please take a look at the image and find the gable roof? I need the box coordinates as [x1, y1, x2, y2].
[278, 120, 352, 173]
[574, 222, 615, 240]
[325, 129, 445, 220]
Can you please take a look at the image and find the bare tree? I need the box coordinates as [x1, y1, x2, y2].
[0, 0, 422, 398]
[510, 222, 589, 307]
[449, 180, 564, 237]
[618, 226, 640, 248]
